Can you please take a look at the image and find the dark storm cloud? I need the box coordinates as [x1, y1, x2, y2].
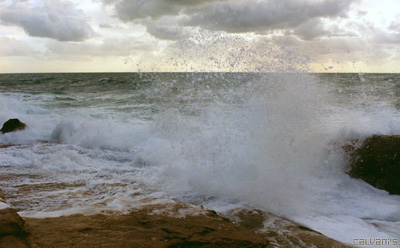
[0, 0, 94, 41]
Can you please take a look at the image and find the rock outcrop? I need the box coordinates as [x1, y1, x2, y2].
[0, 190, 351, 248]
[345, 135, 400, 195]
[26, 207, 271, 248]
[0, 119, 27, 134]
[0, 190, 30, 248]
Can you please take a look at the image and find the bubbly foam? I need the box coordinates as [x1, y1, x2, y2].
[1, 72, 400, 246]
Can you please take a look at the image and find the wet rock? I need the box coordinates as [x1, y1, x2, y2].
[0, 208, 24, 235]
[0, 189, 30, 248]
[0, 208, 30, 248]
[234, 209, 265, 231]
[345, 135, 400, 195]
[226, 209, 350, 248]
[0, 119, 27, 134]
[25, 209, 271, 248]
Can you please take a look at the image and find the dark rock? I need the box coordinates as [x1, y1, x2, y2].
[345, 135, 400, 195]
[0, 208, 26, 236]
[0, 235, 30, 248]
[0, 189, 30, 248]
[0, 119, 27, 134]
[0, 208, 30, 248]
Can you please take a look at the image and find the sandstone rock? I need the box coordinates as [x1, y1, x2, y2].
[0, 208, 26, 237]
[0, 208, 30, 248]
[25, 209, 271, 248]
[0, 119, 27, 134]
[0, 235, 30, 248]
[345, 135, 400, 195]
[0, 188, 30, 248]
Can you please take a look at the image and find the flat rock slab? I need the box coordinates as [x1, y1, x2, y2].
[25, 209, 271, 248]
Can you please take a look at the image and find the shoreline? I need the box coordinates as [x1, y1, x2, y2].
[0, 189, 351, 248]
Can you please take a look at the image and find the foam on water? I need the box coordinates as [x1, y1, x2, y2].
[135, 74, 400, 247]
[1, 73, 400, 246]
[1, 64, 400, 246]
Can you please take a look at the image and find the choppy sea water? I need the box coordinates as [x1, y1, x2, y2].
[0, 73, 399, 246]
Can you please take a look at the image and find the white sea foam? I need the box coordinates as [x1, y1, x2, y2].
[0, 202, 10, 210]
[1, 72, 400, 246]
[137, 73, 400, 246]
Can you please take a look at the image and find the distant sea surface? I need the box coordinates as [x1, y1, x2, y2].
[1, 73, 400, 246]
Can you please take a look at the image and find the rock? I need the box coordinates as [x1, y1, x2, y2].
[0, 189, 30, 248]
[0, 208, 30, 248]
[0, 119, 27, 134]
[345, 135, 400, 195]
[25, 209, 271, 248]
[0, 208, 26, 237]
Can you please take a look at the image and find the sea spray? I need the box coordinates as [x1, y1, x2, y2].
[144, 73, 400, 245]
[148, 72, 328, 215]
[1, 73, 400, 246]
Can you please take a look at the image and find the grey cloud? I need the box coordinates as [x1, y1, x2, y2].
[374, 29, 400, 44]
[0, 0, 94, 41]
[389, 21, 400, 32]
[271, 35, 396, 68]
[0, 37, 39, 56]
[184, 0, 357, 33]
[165, 0, 229, 6]
[93, 0, 120, 5]
[114, 0, 180, 21]
[99, 23, 115, 28]
[99, 0, 357, 40]
[357, 10, 367, 17]
[96, 0, 224, 13]
[144, 18, 187, 40]
[358, 20, 400, 45]
[46, 38, 154, 57]
[289, 19, 332, 41]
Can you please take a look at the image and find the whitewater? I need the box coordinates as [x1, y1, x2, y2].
[0, 72, 399, 247]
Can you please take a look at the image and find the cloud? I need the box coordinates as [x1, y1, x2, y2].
[183, 0, 357, 33]
[389, 21, 400, 31]
[0, 0, 94, 41]
[99, 23, 115, 29]
[113, 0, 180, 21]
[144, 18, 187, 40]
[45, 37, 155, 57]
[165, 0, 229, 6]
[0, 37, 39, 56]
[354, 19, 400, 45]
[289, 19, 332, 41]
[100, 0, 357, 40]
[374, 29, 400, 44]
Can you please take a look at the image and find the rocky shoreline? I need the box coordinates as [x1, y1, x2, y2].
[0, 188, 351, 248]
[1, 120, 374, 247]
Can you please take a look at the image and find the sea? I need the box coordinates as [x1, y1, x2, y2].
[0, 72, 399, 247]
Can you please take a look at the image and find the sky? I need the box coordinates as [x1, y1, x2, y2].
[0, 0, 399, 73]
